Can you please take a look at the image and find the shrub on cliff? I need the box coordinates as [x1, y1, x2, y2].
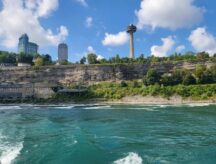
[182, 73, 196, 85]
[120, 81, 128, 87]
[143, 69, 160, 86]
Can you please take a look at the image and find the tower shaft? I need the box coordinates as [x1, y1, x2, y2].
[129, 32, 134, 59]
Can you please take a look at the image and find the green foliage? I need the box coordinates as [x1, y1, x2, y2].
[34, 57, 44, 66]
[17, 53, 33, 64]
[80, 56, 86, 64]
[196, 52, 210, 60]
[143, 69, 160, 85]
[87, 53, 98, 64]
[42, 54, 52, 65]
[194, 64, 214, 84]
[132, 80, 141, 88]
[59, 60, 69, 65]
[120, 81, 128, 87]
[182, 73, 196, 85]
[0, 51, 16, 64]
[209, 64, 216, 82]
[83, 81, 216, 100]
[160, 74, 173, 86]
[0, 51, 53, 66]
[172, 69, 184, 85]
[83, 51, 215, 65]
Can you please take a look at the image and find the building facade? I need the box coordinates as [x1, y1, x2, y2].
[18, 34, 38, 55]
[58, 43, 68, 62]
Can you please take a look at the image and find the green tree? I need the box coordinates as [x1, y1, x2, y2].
[136, 54, 145, 64]
[17, 53, 33, 64]
[182, 73, 196, 85]
[194, 64, 207, 84]
[42, 54, 52, 65]
[160, 73, 174, 86]
[80, 56, 86, 64]
[209, 64, 216, 82]
[172, 69, 184, 85]
[194, 64, 214, 84]
[87, 53, 98, 64]
[196, 52, 210, 60]
[34, 57, 44, 66]
[143, 69, 160, 86]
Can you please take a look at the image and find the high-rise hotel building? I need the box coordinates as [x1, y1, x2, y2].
[18, 34, 38, 55]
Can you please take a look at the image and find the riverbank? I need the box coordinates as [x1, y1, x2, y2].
[103, 95, 216, 105]
[1, 95, 216, 106]
[0, 82, 216, 105]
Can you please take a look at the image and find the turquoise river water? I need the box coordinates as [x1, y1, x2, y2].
[0, 104, 216, 164]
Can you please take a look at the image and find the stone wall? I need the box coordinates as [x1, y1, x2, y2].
[0, 84, 55, 99]
[0, 61, 214, 86]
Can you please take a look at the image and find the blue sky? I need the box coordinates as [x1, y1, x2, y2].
[0, 0, 216, 62]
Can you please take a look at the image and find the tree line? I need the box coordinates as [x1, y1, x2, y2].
[1, 50, 216, 66]
[0, 51, 52, 66]
[84, 52, 216, 65]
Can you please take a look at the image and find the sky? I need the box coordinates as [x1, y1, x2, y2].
[0, 0, 216, 62]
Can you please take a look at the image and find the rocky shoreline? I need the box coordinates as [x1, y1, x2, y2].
[0, 95, 216, 106]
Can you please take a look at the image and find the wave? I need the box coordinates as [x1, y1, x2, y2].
[186, 103, 212, 107]
[84, 105, 111, 110]
[152, 103, 213, 108]
[0, 142, 23, 164]
[24, 105, 76, 110]
[127, 107, 158, 111]
[113, 152, 143, 164]
[0, 106, 21, 110]
[51, 106, 75, 109]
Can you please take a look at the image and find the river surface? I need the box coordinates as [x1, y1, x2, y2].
[0, 104, 216, 164]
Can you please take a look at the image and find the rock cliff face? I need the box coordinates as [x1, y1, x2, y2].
[0, 61, 214, 85]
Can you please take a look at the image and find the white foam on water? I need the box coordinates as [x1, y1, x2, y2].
[0, 142, 23, 164]
[31, 105, 76, 109]
[52, 106, 75, 109]
[84, 105, 111, 110]
[114, 152, 143, 164]
[187, 103, 212, 107]
[158, 105, 170, 108]
[127, 107, 158, 112]
[0, 106, 21, 110]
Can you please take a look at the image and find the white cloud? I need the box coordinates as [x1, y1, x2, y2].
[0, 0, 68, 48]
[151, 36, 175, 57]
[87, 46, 96, 54]
[87, 46, 104, 60]
[77, 46, 104, 60]
[136, 0, 204, 30]
[175, 45, 185, 53]
[75, 0, 88, 7]
[85, 17, 93, 28]
[25, 0, 58, 17]
[102, 31, 129, 46]
[188, 27, 216, 56]
[97, 55, 104, 61]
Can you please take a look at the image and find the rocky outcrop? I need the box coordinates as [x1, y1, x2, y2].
[0, 61, 214, 86]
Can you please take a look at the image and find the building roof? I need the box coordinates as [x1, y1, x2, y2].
[19, 33, 29, 40]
